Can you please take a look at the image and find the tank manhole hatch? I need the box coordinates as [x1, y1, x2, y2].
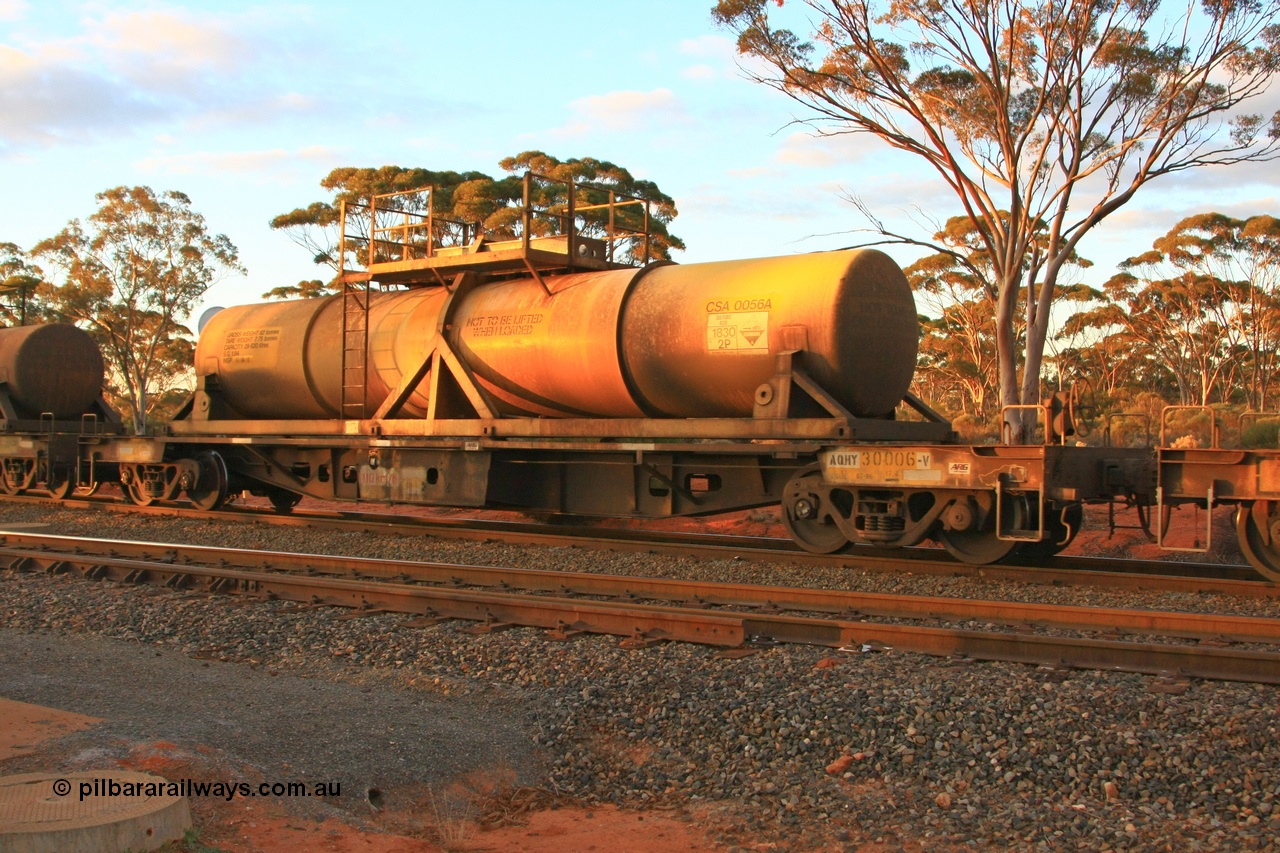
[0, 770, 191, 853]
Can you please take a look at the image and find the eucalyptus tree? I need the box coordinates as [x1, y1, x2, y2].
[0, 242, 45, 325]
[905, 214, 1093, 420]
[34, 187, 244, 433]
[714, 0, 1280, 433]
[1141, 213, 1280, 409]
[1072, 264, 1243, 406]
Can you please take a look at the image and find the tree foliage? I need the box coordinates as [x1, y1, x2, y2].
[0, 242, 47, 325]
[1060, 212, 1280, 410]
[33, 187, 244, 433]
[261, 279, 330, 301]
[267, 151, 684, 299]
[714, 0, 1280, 430]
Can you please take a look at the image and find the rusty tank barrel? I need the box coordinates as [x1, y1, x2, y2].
[0, 324, 105, 419]
[620, 250, 916, 417]
[195, 249, 918, 421]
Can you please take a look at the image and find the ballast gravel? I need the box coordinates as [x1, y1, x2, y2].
[1, 503, 1279, 851]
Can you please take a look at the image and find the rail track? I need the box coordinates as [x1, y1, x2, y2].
[3, 493, 1275, 598]
[4, 530, 1280, 684]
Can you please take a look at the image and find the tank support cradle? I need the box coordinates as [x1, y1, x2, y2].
[372, 272, 495, 422]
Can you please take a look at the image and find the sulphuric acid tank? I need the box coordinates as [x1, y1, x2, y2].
[0, 323, 105, 419]
[194, 249, 919, 421]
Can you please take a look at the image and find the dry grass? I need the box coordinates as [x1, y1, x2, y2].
[427, 787, 475, 850]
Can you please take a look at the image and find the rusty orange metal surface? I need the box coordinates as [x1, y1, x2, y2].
[0, 324, 104, 419]
[621, 249, 917, 417]
[449, 268, 644, 417]
[194, 249, 919, 423]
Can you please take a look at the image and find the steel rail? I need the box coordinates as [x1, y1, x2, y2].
[5, 533, 1280, 683]
[2, 532, 1276, 643]
[8, 494, 1276, 598]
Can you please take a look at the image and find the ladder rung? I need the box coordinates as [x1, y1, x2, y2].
[341, 280, 369, 424]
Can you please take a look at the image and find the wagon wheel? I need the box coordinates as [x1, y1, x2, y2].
[44, 466, 73, 500]
[0, 460, 28, 496]
[73, 482, 101, 497]
[780, 469, 848, 554]
[1236, 501, 1280, 583]
[1016, 501, 1084, 562]
[266, 487, 302, 515]
[186, 451, 229, 512]
[936, 494, 1028, 565]
[124, 474, 156, 507]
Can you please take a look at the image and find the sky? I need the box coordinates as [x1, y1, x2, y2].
[2, 0, 1278, 323]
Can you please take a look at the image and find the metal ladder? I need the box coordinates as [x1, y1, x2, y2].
[340, 279, 369, 419]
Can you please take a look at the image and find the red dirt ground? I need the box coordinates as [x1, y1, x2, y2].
[0, 697, 101, 761]
[0, 712, 734, 853]
[192, 799, 730, 853]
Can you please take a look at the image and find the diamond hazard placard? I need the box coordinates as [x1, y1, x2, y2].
[706, 311, 769, 353]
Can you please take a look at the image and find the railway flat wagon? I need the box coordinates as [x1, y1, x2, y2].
[6, 174, 1256, 573]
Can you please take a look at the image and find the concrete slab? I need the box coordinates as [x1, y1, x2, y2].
[0, 770, 191, 853]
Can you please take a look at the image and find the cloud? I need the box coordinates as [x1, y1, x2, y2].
[137, 145, 341, 176]
[0, 7, 312, 154]
[678, 35, 737, 60]
[185, 93, 321, 132]
[678, 34, 739, 83]
[552, 88, 691, 138]
[725, 165, 783, 179]
[1087, 194, 1280, 248]
[1215, 196, 1280, 219]
[681, 64, 718, 81]
[682, 180, 837, 223]
[0, 44, 168, 148]
[0, 0, 27, 21]
[836, 169, 964, 226]
[90, 10, 252, 85]
[774, 130, 881, 167]
[1147, 154, 1280, 194]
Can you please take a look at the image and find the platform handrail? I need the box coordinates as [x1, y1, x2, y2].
[1103, 412, 1151, 448]
[1239, 410, 1280, 449]
[1159, 405, 1219, 449]
[520, 171, 653, 266]
[337, 174, 656, 282]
